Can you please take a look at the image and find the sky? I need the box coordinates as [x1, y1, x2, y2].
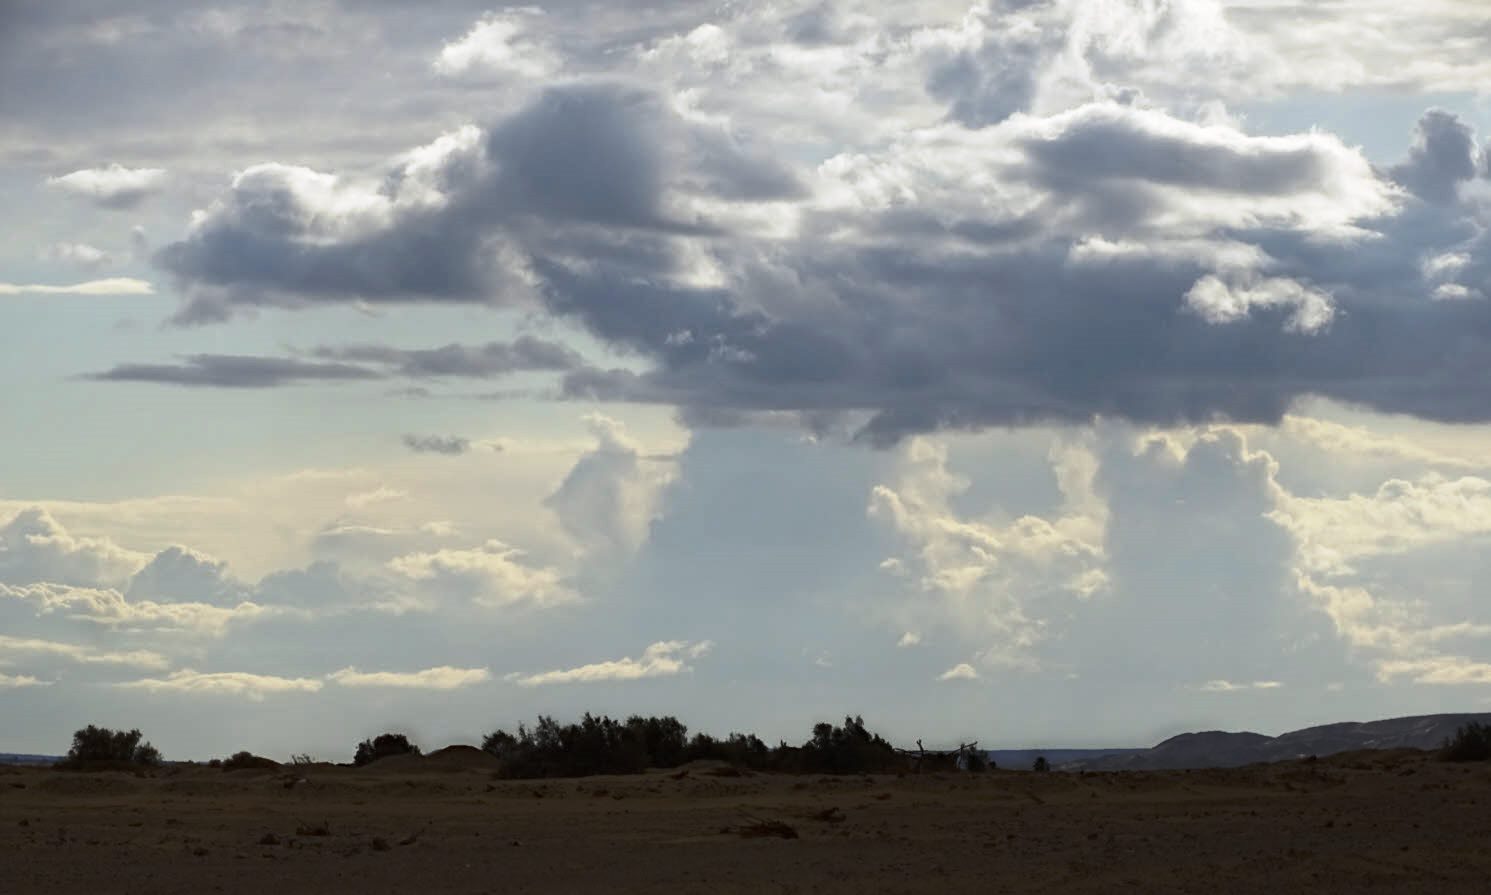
[4, 0, 1491, 761]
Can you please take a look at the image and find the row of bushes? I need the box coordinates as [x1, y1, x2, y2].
[479, 714, 906, 778]
[56, 719, 1489, 775]
[54, 718, 1050, 777]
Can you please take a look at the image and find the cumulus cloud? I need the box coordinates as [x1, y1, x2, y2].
[1391, 109, 1483, 204]
[126, 545, 245, 604]
[116, 668, 323, 700]
[1, 581, 276, 637]
[1183, 274, 1335, 334]
[0, 278, 154, 296]
[328, 665, 491, 689]
[46, 163, 166, 208]
[388, 539, 573, 608]
[433, 10, 561, 79]
[1274, 475, 1491, 578]
[937, 663, 979, 681]
[0, 508, 148, 588]
[508, 639, 712, 686]
[137, 69, 1491, 440]
[545, 415, 675, 559]
[870, 437, 1107, 661]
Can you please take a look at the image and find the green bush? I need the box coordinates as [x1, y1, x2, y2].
[1439, 722, 1491, 762]
[57, 725, 162, 769]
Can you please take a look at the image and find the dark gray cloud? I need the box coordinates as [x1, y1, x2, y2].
[85, 355, 381, 387]
[925, 28, 1047, 127]
[87, 336, 587, 391]
[153, 83, 797, 323]
[313, 336, 583, 378]
[402, 434, 472, 455]
[1390, 108, 1483, 205]
[141, 83, 1491, 442]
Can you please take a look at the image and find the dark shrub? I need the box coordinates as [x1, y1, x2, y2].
[1032, 756, 1050, 772]
[483, 714, 651, 778]
[798, 716, 903, 774]
[354, 733, 421, 767]
[58, 725, 162, 769]
[221, 751, 279, 771]
[1439, 722, 1491, 762]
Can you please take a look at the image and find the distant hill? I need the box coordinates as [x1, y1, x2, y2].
[1061, 713, 1491, 771]
[0, 754, 60, 766]
[986, 748, 1146, 768]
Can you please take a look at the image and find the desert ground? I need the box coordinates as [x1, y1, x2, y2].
[2, 747, 1489, 894]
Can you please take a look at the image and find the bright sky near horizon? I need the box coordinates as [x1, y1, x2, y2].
[4, 0, 1491, 760]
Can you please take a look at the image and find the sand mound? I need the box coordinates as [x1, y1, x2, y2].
[672, 759, 734, 773]
[362, 745, 500, 773]
[424, 745, 501, 770]
[38, 774, 140, 796]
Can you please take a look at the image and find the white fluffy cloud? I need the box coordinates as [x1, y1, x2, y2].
[115, 669, 324, 700]
[508, 640, 713, 686]
[388, 539, 574, 609]
[328, 666, 491, 690]
[870, 436, 1107, 663]
[1, 581, 277, 636]
[0, 634, 169, 670]
[0, 508, 148, 588]
[0, 278, 154, 296]
[45, 163, 166, 208]
[433, 10, 561, 79]
[1184, 274, 1336, 334]
[937, 663, 979, 681]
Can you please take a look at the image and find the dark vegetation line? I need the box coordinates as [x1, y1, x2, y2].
[45, 719, 1491, 778]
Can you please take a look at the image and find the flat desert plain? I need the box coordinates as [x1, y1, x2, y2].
[3, 747, 1490, 893]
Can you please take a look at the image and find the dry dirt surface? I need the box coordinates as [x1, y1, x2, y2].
[3, 749, 1490, 894]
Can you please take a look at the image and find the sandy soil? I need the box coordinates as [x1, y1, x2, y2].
[3, 749, 1489, 894]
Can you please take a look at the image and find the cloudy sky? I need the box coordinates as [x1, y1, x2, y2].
[4, 0, 1491, 760]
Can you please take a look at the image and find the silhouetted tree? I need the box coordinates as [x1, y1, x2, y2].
[354, 733, 420, 767]
[798, 716, 902, 773]
[1440, 722, 1491, 762]
[1032, 755, 1050, 772]
[60, 725, 161, 769]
